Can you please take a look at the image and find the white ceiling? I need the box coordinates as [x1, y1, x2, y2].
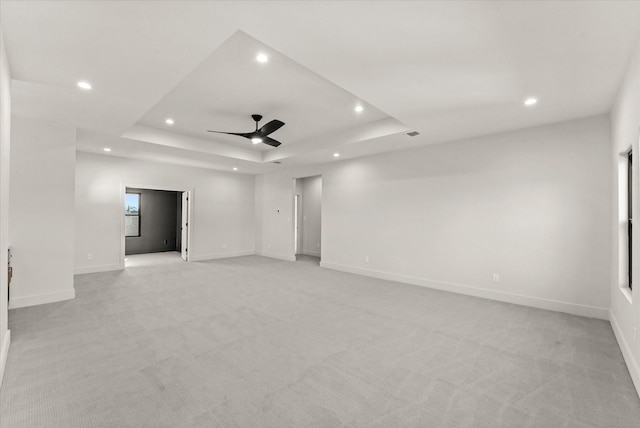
[2, 1, 640, 174]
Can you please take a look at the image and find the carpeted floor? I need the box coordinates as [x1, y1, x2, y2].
[1, 255, 639, 427]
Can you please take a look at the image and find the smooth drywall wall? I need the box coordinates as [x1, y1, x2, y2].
[610, 36, 640, 397]
[0, 27, 11, 387]
[125, 188, 178, 255]
[300, 176, 322, 257]
[9, 115, 76, 309]
[75, 153, 255, 272]
[255, 115, 612, 318]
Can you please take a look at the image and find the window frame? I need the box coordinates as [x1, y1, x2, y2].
[125, 192, 141, 238]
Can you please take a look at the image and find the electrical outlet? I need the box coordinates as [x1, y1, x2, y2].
[492, 273, 500, 282]
[222, 243, 227, 249]
[87, 253, 93, 260]
[364, 255, 369, 263]
[267, 243, 271, 248]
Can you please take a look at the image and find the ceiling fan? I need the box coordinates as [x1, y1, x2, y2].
[207, 114, 284, 147]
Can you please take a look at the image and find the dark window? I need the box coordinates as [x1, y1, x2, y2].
[628, 150, 633, 290]
[125, 193, 141, 237]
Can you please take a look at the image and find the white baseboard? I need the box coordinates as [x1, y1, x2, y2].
[610, 311, 640, 398]
[320, 261, 609, 320]
[74, 263, 123, 275]
[190, 251, 255, 262]
[0, 330, 10, 389]
[9, 288, 75, 309]
[255, 251, 296, 262]
[301, 250, 321, 257]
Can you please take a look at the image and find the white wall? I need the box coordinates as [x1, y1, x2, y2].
[75, 152, 255, 272]
[610, 36, 640, 396]
[300, 175, 322, 257]
[255, 115, 612, 319]
[256, 166, 323, 262]
[8, 116, 76, 309]
[0, 27, 12, 387]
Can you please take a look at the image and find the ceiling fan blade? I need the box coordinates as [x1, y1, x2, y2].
[207, 130, 253, 139]
[257, 120, 285, 136]
[262, 136, 282, 147]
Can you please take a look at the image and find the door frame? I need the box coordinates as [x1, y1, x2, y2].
[292, 175, 322, 260]
[180, 191, 189, 261]
[120, 183, 193, 265]
[294, 193, 302, 255]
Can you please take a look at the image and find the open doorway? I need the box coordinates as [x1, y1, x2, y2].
[121, 185, 191, 267]
[293, 176, 322, 265]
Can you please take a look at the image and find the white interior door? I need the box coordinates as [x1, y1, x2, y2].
[181, 191, 189, 261]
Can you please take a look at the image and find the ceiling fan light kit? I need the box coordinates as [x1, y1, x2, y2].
[208, 114, 284, 147]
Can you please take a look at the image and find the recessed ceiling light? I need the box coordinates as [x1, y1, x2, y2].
[354, 105, 364, 113]
[233, 167, 238, 171]
[524, 97, 538, 106]
[77, 81, 92, 90]
[103, 147, 111, 152]
[251, 137, 263, 144]
[333, 153, 340, 158]
[165, 118, 174, 125]
[256, 53, 268, 63]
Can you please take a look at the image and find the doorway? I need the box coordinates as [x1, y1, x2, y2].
[293, 176, 322, 263]
[121, 185, 192, 266]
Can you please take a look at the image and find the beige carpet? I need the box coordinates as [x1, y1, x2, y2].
[1, 255, 638, 427]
